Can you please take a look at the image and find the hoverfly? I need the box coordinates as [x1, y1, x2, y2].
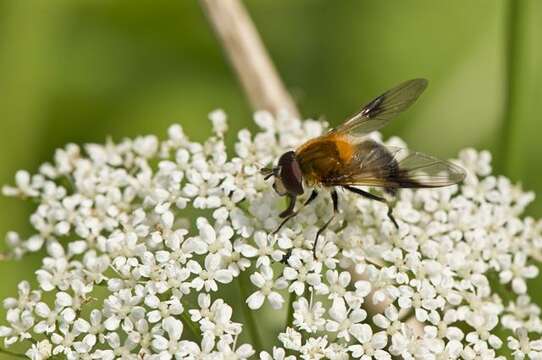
[261, 79, 466, 255]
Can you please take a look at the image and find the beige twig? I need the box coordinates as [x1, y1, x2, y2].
[199, 0, 299, 117]
[200, 0, 388, 319]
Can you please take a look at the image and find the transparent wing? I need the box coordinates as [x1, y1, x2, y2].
[331, 79, 428, 137]
[325, 141, 466, 188]
[386, 147, 466, 188]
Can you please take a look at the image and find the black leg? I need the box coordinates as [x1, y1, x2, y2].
[343, 185, 398, 229]
[280, 249, 292, 265]
[273, 191, 319, 235]
[273, 214, 294, 235]
[387, 206, 399, 228]
[313, 190, 338, 257]
[279, 194, 297, 218]
[343, 185, 385, 201]
[303, 189, 319, 206]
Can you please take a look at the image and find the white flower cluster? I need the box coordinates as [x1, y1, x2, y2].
[1, 110, 542, 360]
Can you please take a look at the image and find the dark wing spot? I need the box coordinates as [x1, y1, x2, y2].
[360, 95, 385, 118]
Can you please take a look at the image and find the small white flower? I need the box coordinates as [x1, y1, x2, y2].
[499, 253, 539, 294]
[260, 346, 296, 360]
[241, 231, 284, 267]
[188, 254, 234, 292]
[25, 339, 53, 360]
[102, 287, 144, 331]
[216, 338, 255, 359]
[326, 297, 367, 342]
[300, 336, 329, 360]
[189, 293, 212, 323]
[151, 317, 184, 358]
[349, 324, 389, 359]
[1, 308, 34, 345]
[278, 327, 303, 352]
[2, 170, 40, 198]
[200, 299, 242, 348]
[292, 295, 325, 333]
[224, 239, 252, 276]
[183, 170, 222, 209]
[508, 327, 542, 359]
[397, 281, 443, 322]
[283, 255, 323, 296]
[464, 310, 502, 349]
[325, 270, 351, 299]
[246, 265, 287, 310]
[209, 109, 228, 136]
[144, 295, 183, 324]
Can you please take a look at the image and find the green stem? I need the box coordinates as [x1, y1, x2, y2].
[499, 0, 522, 173]
[237, 271, 263, 352]
[286, 291, 296, 329]
[180, 311, 201, 342]
[0, 346, 27, 359]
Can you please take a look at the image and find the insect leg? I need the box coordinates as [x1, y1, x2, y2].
[313, 189, 338, 257]
[275, 190, 319, 264]
[303, 189, 319, 206]
[279, 194, 297, 218]
[343, 185, 399, 229]
[273, 191, 318, 235]
[273, 195, 297, 235]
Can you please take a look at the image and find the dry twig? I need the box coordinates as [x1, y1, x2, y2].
[199, 0, 299, 117]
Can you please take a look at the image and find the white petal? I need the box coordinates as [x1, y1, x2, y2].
[289, 282, 304, 296]
[61, 308, 76, 323]
[152, 335, 169, 351]
[145, 294, 160, 308]
[283, 267, 298, 280]
[205, 254, 221, 271]
[246, 292, 265, 310]
[198, 293, 211, 308]
[512, 277, 527, 294]
[372, 331, 388, 349]
[199, 223, 216, 243]
[351, 323, 372, 343]
[74, 319, 90, 333]
[56, 292, 73, 307]
[236, 344, 255, 358]
[329, 298, 347, 322]
[35, 302, 51, 317]
[104, 316, 120, 331]
[326, 320, 339, 333]
[163, 316, 183, 340]
[215, 270, 233, 284]
[384, 305, 398, 321]
[373, 314, 390, 329]
[250, 272, 266, 288]
[374, 349, 392, 360]
[267, 292, 284, 309]
[349, 309, 367, 324]
[148, 310, 162, 323]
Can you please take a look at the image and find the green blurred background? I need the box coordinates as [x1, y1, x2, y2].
[1, 0, 541, 356]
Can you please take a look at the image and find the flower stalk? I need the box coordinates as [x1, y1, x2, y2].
[180, 311, 201, 342]
[0, 346, 26, 359]
[286, 291, 296, 329]
[199, 0, 299, 117]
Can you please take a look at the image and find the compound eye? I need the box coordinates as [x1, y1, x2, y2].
[280, 161, 304, 195]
